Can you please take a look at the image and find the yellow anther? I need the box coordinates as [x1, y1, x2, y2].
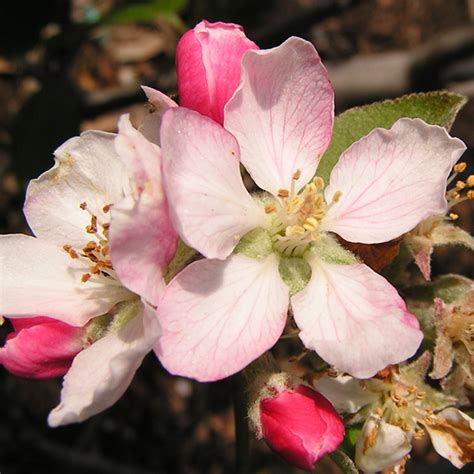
[79, 202, 87, 210]
[306, 217, 319, 228]
[415, 391, 426, 400]
[454, 162, 467, 173]
[312, 177, 325, 189]
[265, 203, 276, 214]
[467, 175, 474, 187]
[102, 204, 112, 213]
[292, 169, 301, 180]
[305, 183, 317, 193]
[449, 213, 459, 221]
[456, 180, 466, 190]
[332, 191, 342, 203]
[83, 241, 97, 252]
[278, 189, 289, 198]
[286, 225, 305, 236]
[290, 196, 301, 207]
[81, 273, 91, 283]
[468, 190, 474, 200]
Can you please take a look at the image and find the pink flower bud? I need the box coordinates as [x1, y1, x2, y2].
[0, 316, 84, 379]
[176, 20, 258, 124]
[258, 383, 345, 471]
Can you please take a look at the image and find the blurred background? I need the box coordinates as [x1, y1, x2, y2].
[0, 1, 473, 472]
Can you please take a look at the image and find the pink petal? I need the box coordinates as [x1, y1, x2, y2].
[0, 316, 84, 379]
[156, 254, 289, 382]
[48, 301, 159, 426]
[160, 107, 267, 259]
[24, 131, 131, 248]
[225, 37, 334, 196]
[109, 195, 177, 306]
[115, 113, 163, 188]
[291, 257, 423, 378]
[322, 118, 466, 244]
[138, 86, 177, 145]
[0, 235, 132, 326]
[177, 20, 258, 124]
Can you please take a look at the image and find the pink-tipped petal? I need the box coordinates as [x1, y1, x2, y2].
[109, 195, 177, 306]
[156, 254, 289, 382]
[291, 258, 423, 378]
[225, 37, 334, 196]
[177, 20, 258, 124]
[115, 113, 163, 188]
[48, 301, 159, 426]
[0, 316, 84, 379]
[25, 131, 131, 248]
[138, 86, 177, 145]
[322, 118, 466, 244]
[160, 107, 267, 259]
[0, 235, 131, 326]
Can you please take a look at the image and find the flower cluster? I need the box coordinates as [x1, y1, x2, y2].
[1, 20, 473, 472]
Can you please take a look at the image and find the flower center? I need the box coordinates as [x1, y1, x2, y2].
[62, 202, 117, 283]
[264, 171, 341, 257]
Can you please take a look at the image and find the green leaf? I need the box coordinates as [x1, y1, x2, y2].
[317, 91, 467, 183]
[105, 0, 187, 24]
[328, 449, 359, 474]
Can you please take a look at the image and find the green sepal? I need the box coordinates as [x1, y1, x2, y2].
[317, 91, 467, 183]
[278, 257, 311, 297]
[328, 449, 359, 474]
[164, 239, 198, 284]
[234, 227, 273, 259]
[83, 298, 142, 346]
[309, 234, 358, 265]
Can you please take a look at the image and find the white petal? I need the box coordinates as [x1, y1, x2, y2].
[322, 118, 466, 243]
[156, 254, 289, 381]
[314, 375, 378, 414]
[355, 415, 412, 473]
[225, 37, 334, 195]
[425, 407, 474, 468]
[160, 107, 267, 259]
[48, 301, 159, 426]
[0, 235, 131, 326]
[138, 86, 177, 145]
[292, 256, 423, 378]
[24, 131, 131, 247]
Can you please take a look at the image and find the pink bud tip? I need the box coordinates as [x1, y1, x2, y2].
[176, 20, 258, 124]
[260, 384, 345, 471]
[0, 316, 84, 379]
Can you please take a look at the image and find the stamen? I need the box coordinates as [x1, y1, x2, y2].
[454, 162, 467, 173]
[449, 213, 459, 221]
[79, 202, 87, 210]
[102, 204, 112, 213]
[81, 273, 91, 283]
[292, 169, 301, 181]
[467, 175, 474, 187]
[86, 215, 98, 233]
[63, 244, 79, 259]
[312, 177, 325, 189]
[468, 190, 474, 200]
[265, 203, 276, 214]
[456, 180, 466, 190]
[278, 189, 289, 198]
[332, 191, 342, 203]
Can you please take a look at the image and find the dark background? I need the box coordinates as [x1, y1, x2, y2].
[0, 1, 473, 472]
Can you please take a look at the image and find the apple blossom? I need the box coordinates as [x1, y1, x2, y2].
[0, 316, 84, 379]
[315, 353, 474, 472]
[248, 373, 344, 471]
[156, 36, 465, 382]
[0, 115, 176, 426]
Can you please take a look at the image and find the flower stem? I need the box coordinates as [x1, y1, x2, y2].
[232, 372, 250, 474]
